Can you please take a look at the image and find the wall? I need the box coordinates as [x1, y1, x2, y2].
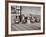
[21, 6, 41, 15]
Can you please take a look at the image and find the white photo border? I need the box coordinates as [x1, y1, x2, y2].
[8, 3, 43, 34]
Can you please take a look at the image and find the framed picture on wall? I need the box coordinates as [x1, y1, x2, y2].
[5, 1, 45, 36]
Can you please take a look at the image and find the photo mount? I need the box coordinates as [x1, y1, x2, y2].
[5, 1, 45, 36]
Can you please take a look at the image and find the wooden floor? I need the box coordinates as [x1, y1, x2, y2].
[11, 22, 41, 31]
[11, 14, 41, 31]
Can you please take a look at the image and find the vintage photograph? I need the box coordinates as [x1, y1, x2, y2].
[11, 6, 41, 31]
[8, 2, 44, 35]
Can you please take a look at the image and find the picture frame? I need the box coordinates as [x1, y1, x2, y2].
[5, 0, 45, 37]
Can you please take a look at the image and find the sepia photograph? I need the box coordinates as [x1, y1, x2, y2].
[8, 2, 44, 35]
